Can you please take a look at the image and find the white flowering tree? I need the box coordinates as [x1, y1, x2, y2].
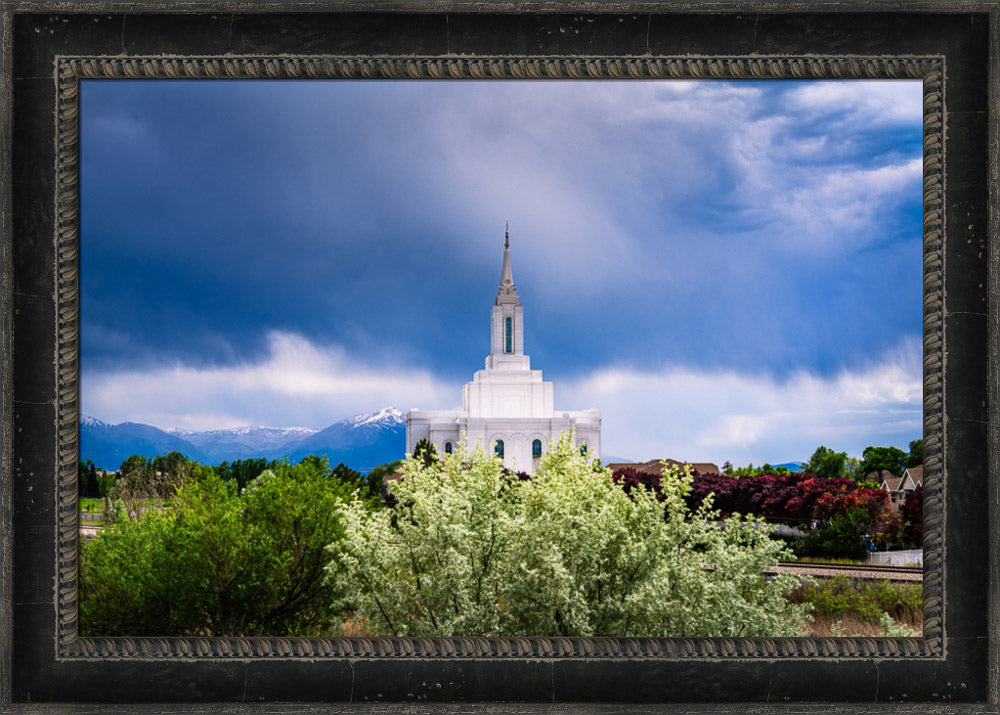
[328, 433, 810, 637]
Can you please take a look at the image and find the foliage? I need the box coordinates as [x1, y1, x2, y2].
[78, 460, 100, 498]
[682, 471, 889, 527]
[365, 460, 404, 505]
[330, 434, 809, 638]
[906, 439, 923, 468]
[215, 457, 277, 492]
[789, 575, 922, 626]
[806, 446, 847, 480]
[858, 445, 908, 478]
[844, 456, 863, 482]
[80, 456, 355, 636]
[412, 437, 438, 468]
[331, 461, 383, 504]
[110, 451, 214, 520]
[878, 611, 920, 637]
[724, 462, 790, 477]
[791, 509, 872, 560]
[611, 466, 665, 501]
[901, 484, 923, 544]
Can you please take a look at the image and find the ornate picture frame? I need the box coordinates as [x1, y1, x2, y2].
[2, 2, 997, 712]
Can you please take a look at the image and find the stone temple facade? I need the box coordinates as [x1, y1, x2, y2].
[406, 227, 601, 475]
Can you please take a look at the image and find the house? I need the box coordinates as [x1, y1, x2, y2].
[878, 464, 923, 508]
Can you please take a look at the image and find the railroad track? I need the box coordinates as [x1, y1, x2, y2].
[771, 561, 922, 582]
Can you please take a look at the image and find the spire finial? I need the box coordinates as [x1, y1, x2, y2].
[498, 221, 516, 293]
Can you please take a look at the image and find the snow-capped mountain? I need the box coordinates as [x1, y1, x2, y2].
[281, 407, 405, 470]
[80, 418, 198, 469]
[166, 425, 319, 464]
[345, 406, 404, 428]
[80, 408, 406, 473]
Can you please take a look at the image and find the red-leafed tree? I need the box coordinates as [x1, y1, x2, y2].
[901, 484, 923, 544]
[612, 465, 891, 530]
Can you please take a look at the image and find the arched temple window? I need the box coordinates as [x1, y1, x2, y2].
[579, 443, 588, 456]
[495, 439, 505, 458]
[532, 439, 542, 458]
[505, 317, 513, 353]
[444, 442, 453, 455]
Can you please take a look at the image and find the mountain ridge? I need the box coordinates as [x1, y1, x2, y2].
[80, 407, 406, 473]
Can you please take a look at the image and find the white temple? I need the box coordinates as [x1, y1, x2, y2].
[406, 226, 601, 474]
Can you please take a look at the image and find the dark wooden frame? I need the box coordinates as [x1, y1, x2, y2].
[1, 2, 997, 712]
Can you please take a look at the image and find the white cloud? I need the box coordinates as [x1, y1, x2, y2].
[83, 330, 923, 468]
[769, 157, 923, 247]
[559, 337, 922, 465]
[787, 80, 924, 125]
[82, 331, 457, 431]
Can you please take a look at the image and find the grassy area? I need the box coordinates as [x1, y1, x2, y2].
[789, 575, 922, 636]
[79, 497, 104, 512]
[80, 497, 164, 511]
[792, 555, 870, 567]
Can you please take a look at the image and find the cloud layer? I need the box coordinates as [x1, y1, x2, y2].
[84, 331, 921, 465]
[80, 79, 925, 463]
[562, 336, 922, 464]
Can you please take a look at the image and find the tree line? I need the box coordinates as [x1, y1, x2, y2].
[78, 436, 922, 638]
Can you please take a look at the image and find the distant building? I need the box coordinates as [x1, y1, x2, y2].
[406, 226, 600, 475]
[879, 465, 923, 508]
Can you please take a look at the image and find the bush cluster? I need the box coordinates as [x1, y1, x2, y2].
[612, 466, 922, 556]
[789, 575, 922, 625]
[330, 435, 810, 638]
[80, 457, 368, 636]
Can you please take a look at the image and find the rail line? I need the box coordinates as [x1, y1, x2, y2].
[771, 561, 922, 582]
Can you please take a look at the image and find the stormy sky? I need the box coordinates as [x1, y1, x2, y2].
[80, 78, 923, 465]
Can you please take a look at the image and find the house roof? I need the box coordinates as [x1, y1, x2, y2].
[882, 475, 905, 491]
[877, 465, 922, 493]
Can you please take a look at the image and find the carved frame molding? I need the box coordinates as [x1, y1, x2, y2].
[53, 53, 945, 662]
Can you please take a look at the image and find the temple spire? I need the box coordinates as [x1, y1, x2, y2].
[499, 222, 516, 293]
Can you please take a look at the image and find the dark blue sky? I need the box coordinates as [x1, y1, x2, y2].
[80, 79, 923, 463]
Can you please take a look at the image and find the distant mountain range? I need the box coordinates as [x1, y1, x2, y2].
[80, 410, 805, 476]
[80, 407, 406, 473]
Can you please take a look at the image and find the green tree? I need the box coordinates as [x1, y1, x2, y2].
[793, 509, 871, 560]
[412, 437, 438, 468]
[806, 446, 847, 479]
[78, 459, 99, 498]
[330, 434, 810, 638]
[217, 457, 276, 492]
[111, 452, 191, 520]
[365, 460, 403, 502]
[80, 456, 355, 636]
[844, 456, 863, 481]
[118, 454, 148, 478]
[906, 439, 923, 468]
[858, 445, 908, 478]
[330, 462, 382, 503]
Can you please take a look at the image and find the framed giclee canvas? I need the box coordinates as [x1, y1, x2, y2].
[1, 1, 998, 713]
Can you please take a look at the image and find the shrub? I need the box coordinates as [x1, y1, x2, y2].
[81, 456, 355, 636]
[792, 509, 872, 560]
[330, 434, 810, 638]
[790, 575, 922, 626]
